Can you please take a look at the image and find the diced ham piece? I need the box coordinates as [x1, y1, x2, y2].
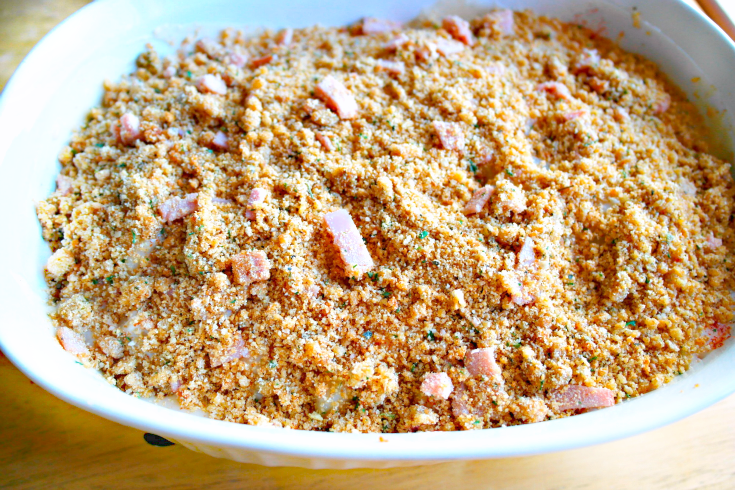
[564, 110, 587, 121]
[481, 9, 515, 36]
[226, 52, 249, 68]
[245, 187, 268, 220]
[315, 75, 358, 120]
[537, 81, 572, 100]
[324, 209, 374, 276]
[383, 33, 410, 51]
[315, 132, 334, 152]
[678, 178, 697, 197]
[196, 74, 227, 95]
[572, 49, 601, 74]
[211, 131, 229, 151]
[551, 385, 615, 411]
[433, 121, 465, 151]
[654, 93, 671, 114]
[414, 45, 435, 63]
[158, 193, 198, 223]
[46, 248, 74, 278]
[212, 197, 232, 205]
[231, 250, 271, 285]
[361, 17, 401, 35]
[250, 54, 276, 69]
[702, 322, 731, 351]
[211, 337, 250, 367]
[56, 175, 73, 196]
[276, 28, 293, 46]
[112, 113, 141, 146]
[162, 66, 177, 78]
[435, 38, 465, 56]
[57, 326, 89, 357]
[442, 15, 474, 46]
[706, 232, 723, 250]
[465, 348, 501, 379]
[421, 372, 454, 399]
[376, 59, 405, 76]
[463, 185, 494, 215]
[517, 236, 536, 269]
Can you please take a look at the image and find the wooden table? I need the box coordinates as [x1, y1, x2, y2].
[2, 1, 734, 488]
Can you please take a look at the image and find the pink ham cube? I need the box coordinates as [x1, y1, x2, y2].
[481, 9, 515, 36]
[112, 113, 141, 146]
[56, 175, 73, 196]
[324, 209, 374, 276]
[245, 187, 268, 220]
[315, 75, 358, 120]
[315, 132, 334, 152]
[56, 327, 89, 357]
[231, 250, 271, 285]
[442, 15, 474, 46]
[465, 348, 501, 379]
[276, 28, 293, 46]
[517, 236, 536, 269]
[158, 193, 198, 222]
[375, 59, 405, 76]
[463, 185, 494, 215]
[250, 54, 276, 69]
[537, 82, 572, 100]
[196, 74, 227, 95]
[361, 17, 402, 35]
[433, 121, 465, 151]
[551, 385, 615, 411]
[383, 33, 410, 51]
[654, 93, 671, 114]
[434, 38, 465, 56]
[563, 110, 587, 121]
[211, 131, 229, 151]
[227, 52, 249, 68]
[421, 372, 454, 399]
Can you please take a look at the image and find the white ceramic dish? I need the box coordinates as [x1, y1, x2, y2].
[1, 0, 734, 470]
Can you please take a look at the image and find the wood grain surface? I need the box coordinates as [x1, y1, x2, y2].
[2, 1, 735, 488]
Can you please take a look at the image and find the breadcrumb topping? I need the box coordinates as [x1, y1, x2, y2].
[38, 10, 735, 432]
